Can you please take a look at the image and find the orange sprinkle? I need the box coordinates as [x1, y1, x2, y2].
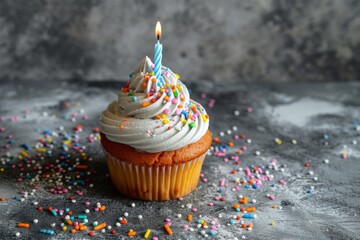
[75, 165, 88, 170]
[246, 207, 256, 212]
[80, 226, 87, 231]
[164, 224, 173, 235]
[119, 124, 125, 129]
[241, 224, 246, 228]
[17, 223, 30, 228]
[247, 223, 253, 228]
[187, 214, 192, 222]
[0, 197, 6, 201]
[120, 219, 127, 225]
[164, 96, 169, 101]
[240, 196, 248, 204]
[142, 102, 150, 107]
[128, 229, 136, 237]
[231, 169, 237, 174]
[75, 225, 80, 230]
[67, 220, 73, 225]
[178, 104, 183, 108]
[100, 205, 106, 211]
[233, 204, 240, 209]
[151, 98, 157, 103]
[71, 229, 77, 234]
[94, 223, 106, 231]
[228, 141, 234, 147]
[123, 119, 128, 123]
[155, 114, 162, 119]
[145, 93, 150, 98]
[152, 78, 156, 82]
[272, 205, 277, 209]
[236, 149, 243, 154]
[213, 137, 220, 143]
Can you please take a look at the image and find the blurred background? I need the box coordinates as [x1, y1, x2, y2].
[0, 0, 359, 82]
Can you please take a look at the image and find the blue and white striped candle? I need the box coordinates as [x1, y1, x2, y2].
[154, 21, 163, 86]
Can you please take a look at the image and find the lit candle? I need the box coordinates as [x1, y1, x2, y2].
[154, 21, 163, 86]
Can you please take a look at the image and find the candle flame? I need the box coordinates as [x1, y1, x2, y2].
[155, 21, 161, 40]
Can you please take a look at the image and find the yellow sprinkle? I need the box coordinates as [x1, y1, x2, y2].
[20, 150, 29, 157]
[163, 119, 169, 124]
[274, 138, 282, 145]
[37, 148, 46, 152]
[150, 71, 154, 76]
[144, 229, 151, 239]
[97, 135, 101, 140]
[62, 226, 67, 231]
[201, 114, 208, 122]
[161, 114, 167, 119]
[175, 73, 180, 79]
[271, 221, 276, 226]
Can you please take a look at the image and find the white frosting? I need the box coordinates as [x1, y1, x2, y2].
[100, 57, 209, 153]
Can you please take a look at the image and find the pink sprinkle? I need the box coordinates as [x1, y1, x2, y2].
[200, 173, 204, 177]
[201, 93, 207, 99]
[208, 202, 214, 206]
[247, 107, 253, 113]
[171, 98, 178, 104]
[241, 146, 247, 151]
[178, 197, 183, 201]
[94, 207, 99, 211]
[0, 128, 5, 132]
[152, 237, 158, 240]
[234, 135, 239, 140]
[175, 109, 182, 115]
[85, 201, 90, 205]
[211, 225, 217, 230]
[214, 196, 220, 201]
[191, 208, 198, 212]
[183, 224, 189, 230]
[220, 178, 225, 186]
[279, 179, 286, 185]
[202, 178, 208, 183]
[165, 218, 171, 222]
[164, 109, 170, 115]
[267, 194, 275, 200]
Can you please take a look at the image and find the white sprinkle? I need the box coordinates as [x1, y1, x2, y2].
[33, 219, 38, 224]
[107, 225, 112, 230]
[138, 215, 143, 219]
[234, 110, 240, 116]
[353, 140, 357, 145]
[131, 203, 136, 207]
[252, 199, 257, 203]
[85, 209, 90, 213]
[177, 214, 182, 218]
[313, 177, 318, 181]
[291, 139, 297, 144]
[308, 171, 314, 175]
[246, 139, 252, 144]
[324, 159, 329, 164]
[255, 151, 260, 156]
[15, 232, 20, 237]
[124, 212, 129, 217]
[219, 132, 225, 137]
[232, 126, 238, 131]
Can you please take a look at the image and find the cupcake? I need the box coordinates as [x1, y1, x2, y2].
[100, 56, 211, 201]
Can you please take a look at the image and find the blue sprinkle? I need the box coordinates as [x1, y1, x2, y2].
[252, 184, 258, 189]
[235, 208, 240, 212]
[43, 130, 52, 135]
[243, 213, 255, 219]
[323, 134, 329, 140]
[132, 96, 137, 102]
[217, 189, 222, 193]
[22, 144, 29, 150]
[229, 219, 235, 225]
[209, 230, 215, 236]
[245, 185, 250, 189]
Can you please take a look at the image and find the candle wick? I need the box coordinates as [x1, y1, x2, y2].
[157, 35, 160, 41]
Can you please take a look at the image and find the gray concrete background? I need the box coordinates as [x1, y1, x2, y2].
[0, 0, 359, 82]
[0, 80, 359, 239]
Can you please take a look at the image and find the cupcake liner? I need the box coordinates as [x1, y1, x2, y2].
[103, 149, 206, 201]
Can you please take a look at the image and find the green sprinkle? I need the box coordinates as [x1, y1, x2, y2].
[174, 91, 179, 97]
[189, 122, 196, 129]
[129, 73, 133, 78]
[127, 93, 134, 96]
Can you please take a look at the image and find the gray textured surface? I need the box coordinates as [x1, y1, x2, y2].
[0, 0, 360, 82]
[0, 80, 359, 239]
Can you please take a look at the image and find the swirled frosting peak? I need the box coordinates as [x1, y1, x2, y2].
[100, 56, 209, 153]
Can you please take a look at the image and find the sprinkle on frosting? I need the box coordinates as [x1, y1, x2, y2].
[100, 56, 210, 152]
